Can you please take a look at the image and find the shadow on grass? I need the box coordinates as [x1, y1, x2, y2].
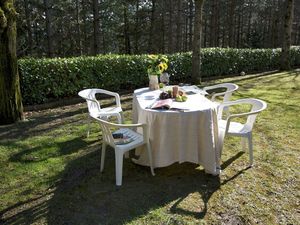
[0, 95, 133, 141]
[8, 137, 97, 163]
[1, 147, 246, 224]
[0, 107, 85, 140]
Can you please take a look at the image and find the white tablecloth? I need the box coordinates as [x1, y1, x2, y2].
[132, 87, 221, 175]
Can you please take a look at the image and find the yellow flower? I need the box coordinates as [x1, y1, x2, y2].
[158, 63, 165, 73]
[161, 56, 168, 63]
[148, 54, 158, 60]
[147, 54, 169, 76]
[162, 62, 168, 71]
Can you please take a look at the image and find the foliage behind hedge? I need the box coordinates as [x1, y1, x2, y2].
[19, 47, 300, 105]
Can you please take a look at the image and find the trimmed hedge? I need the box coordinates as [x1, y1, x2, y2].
[19, 47, 300, 105]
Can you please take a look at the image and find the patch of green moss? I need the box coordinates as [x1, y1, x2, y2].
[0, 7, 7, 31]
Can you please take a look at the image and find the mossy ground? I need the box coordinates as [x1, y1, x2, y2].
[0, 70, 299, 224]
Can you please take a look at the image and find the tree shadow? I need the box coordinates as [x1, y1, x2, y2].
[0, 107, 85, 140]
[8, 137, 97, 163]
[201, 70, 280, 86]
[0, 146, 247, 224]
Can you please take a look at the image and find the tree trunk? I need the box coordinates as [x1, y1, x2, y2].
[209, 0, 216, 47]
[280, 0, 294, 70]
[228, 0, 236, 47]
[76, 0, 82, 55]
[246, 0, 253, 46]
[81, 0, 88, 55]
[175, 0, 182, 52]
[43, 0, 53, 57]
[191, 0, 204, 84]
[160, 0, 166, 53]
[188, 0, 193, 51]
[23, 0, 33, 55]
[168, 0, 173, 53]
[0, 0, 24, 124]
[92, 0, 100, 55]
[203, 16, 207, 47]
[134, 0, 140, 53]
[123, 4, 131, 54]
[148, 0, 156, 53]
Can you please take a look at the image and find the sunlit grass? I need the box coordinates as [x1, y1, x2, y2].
[0, 70, 299, 224]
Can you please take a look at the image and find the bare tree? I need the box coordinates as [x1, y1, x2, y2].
[123, 4, 131, 54]
[92, 0, 100, 55]
[43, 0, 54, 57]
[191, 0, 205, 84]
[23, 0, 33, 55]
[76, 0, 82, 55]
[280, 0, 294, 70]
[148, 0, 156, 53]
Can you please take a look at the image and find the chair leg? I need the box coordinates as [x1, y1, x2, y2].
[119, 112, 125, 124]
[248, 133, 253, 166]
[115, 149, 124, 186]
[100, 143, 106, 172]
[124, 151, 129, 159]
[241, 137, 247, 152]
[87, 115, 91, 137]
[146, 143, 155, 176]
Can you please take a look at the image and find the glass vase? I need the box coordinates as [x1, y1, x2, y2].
[148, 75, 159, 90]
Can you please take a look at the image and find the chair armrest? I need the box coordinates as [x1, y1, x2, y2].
[84, 97, 102, 112]
[95, 90, 122, 108]
[203, 84, 219, 91]
[93, 116, 149, 143]
[221, 110, 261, 135]
[210, 91, 233, 101]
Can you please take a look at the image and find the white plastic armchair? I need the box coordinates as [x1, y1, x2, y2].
[217, 98, 267, 166]
[203, 83, 239, 102]
[78, 89, 124, 137]
[94, 117, 155, 186]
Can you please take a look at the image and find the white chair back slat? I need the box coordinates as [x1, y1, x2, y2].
[94, 117, 155, 186]
[78, 88, 123, 137]
[217, 98, 267, 166]
[204, 83, 239, 102]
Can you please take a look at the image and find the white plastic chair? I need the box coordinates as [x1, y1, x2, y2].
[203, 83, 239, 102]
[94, 117, 155, 186]
[78, 89, 123, 137]
[217, 98, 267, 166]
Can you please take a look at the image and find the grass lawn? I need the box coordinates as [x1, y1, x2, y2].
[0, 70, 299, 224]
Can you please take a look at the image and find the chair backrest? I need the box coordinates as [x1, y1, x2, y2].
[221, 83, 239, 102]
[78, 89, 102, 116]
[204, 83, 239, 102]
[244, 99, 267, 130]
[78, 88, 121, 117]
[96, 117, 116, 147]
[219, 98, 267, 131]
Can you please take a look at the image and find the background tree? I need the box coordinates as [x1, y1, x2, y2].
[280, 0, 295, 70]
[14, 0, 300, 57]
[0, 0, 24, 124]
[191, 0, 204, 84]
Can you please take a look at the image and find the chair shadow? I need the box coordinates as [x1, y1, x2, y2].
[169, 151, 248, 219]
[1, 148, 247, 224]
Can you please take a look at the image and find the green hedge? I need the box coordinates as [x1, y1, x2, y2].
[19, 47, 300, 105]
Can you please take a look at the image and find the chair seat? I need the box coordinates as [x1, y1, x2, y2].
[90, 106, 123, 117]
[218, 120, 251, 135]
[112, 128, 144, 150]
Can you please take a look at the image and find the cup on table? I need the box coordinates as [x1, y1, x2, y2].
[172, 85, 179, 97]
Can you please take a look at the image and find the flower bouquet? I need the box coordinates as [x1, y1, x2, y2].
[147, 55, 168, 90]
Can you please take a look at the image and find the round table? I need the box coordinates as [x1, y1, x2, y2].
[132, 87, 221, 175]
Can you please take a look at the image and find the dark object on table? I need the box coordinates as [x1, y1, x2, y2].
[185, 91, 197, 95]
[178, 83, 191, 87]
[112, 133, 123, 139]
[159, 91, 171, 99]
